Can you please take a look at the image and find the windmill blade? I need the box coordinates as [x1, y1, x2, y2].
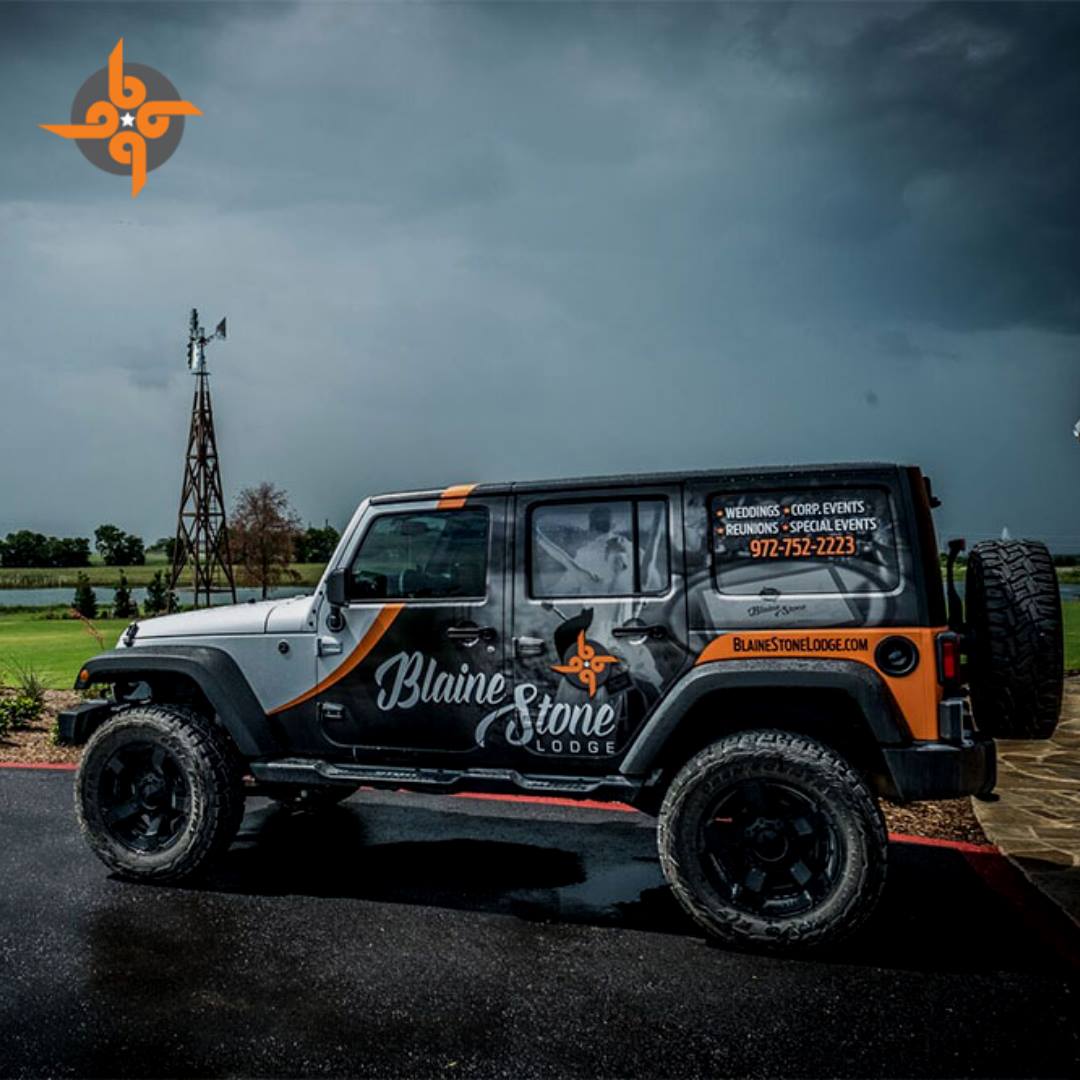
[214, 317, 227, 341]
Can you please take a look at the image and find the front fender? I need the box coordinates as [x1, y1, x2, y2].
[619, 659, 910, 777]
[75, 646, 279, 758]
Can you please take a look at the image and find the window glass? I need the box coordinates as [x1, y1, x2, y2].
[712, 487, 899, 595]
[637, 498, 670, 593]
[530, 499, 669, 598]
[348, 510, 488, 600]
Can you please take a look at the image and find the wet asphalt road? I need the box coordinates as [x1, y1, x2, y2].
[1, 769, 1078, 1079]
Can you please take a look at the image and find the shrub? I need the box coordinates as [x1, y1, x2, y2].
[3, 658, 46, 711]
[146, 570, 171, 613]
[113, 571, 138, 620]
[0, 694, 43, 731]
[72, 573, 97, 619]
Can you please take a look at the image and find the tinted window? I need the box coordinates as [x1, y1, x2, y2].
[712, 487, 899, 595]
[531, 499, 670, 598]
[349, 510, 488, 600]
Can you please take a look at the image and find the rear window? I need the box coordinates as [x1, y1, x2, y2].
[712, 487, 899, 595]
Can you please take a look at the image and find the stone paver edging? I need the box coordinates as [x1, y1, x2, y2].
[973, 677, 1080, 927]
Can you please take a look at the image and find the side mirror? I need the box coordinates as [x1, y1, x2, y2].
[325, 568, 348, 630]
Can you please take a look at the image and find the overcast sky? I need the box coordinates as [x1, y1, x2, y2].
[1, 1, 1078, 549]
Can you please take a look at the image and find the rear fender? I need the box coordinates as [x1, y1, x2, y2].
[619, 659, 909, 778]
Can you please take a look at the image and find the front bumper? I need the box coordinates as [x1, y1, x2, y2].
[880, 733, 996, 802]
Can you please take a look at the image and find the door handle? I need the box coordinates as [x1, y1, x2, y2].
[446, 625, 497, 643]
[514, 636, 546, 657]
[612, 624, 668, 640]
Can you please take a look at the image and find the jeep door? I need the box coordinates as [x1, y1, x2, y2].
[307, 493, 509, 755]
[499, 485, 690, 773]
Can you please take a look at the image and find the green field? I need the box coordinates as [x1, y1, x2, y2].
[0, 560, 326, 590]
[0, 613, 131, 689]
[3, 602, 1079, 691]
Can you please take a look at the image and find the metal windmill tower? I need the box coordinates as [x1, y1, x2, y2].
[168, 309, 237, 607]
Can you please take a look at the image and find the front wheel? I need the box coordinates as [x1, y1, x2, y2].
[75, 705, 245, 882]
[658, 730, 887, 952]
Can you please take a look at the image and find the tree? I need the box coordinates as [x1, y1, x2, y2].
[3, 530, 51, 567]
[48, 536, 91, 568]
[143, 570, 177, 615]
[113, 571, 138, 619]
[294, 523, 340, 564]
[72, 573, 97, 619]
[231, 483, 302, 599]
[94, 524, 146, 566]
[148, 537, 177, 562]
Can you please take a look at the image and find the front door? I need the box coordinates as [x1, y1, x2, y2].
[492, 486, 690, 773]
[312, 494, 508, 755]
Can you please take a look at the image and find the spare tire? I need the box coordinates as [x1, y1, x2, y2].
[965, 539, 1063, 739]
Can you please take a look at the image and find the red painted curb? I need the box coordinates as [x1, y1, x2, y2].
[0, 761, 77, 771]
[451, 791, 637, 813]
[886, 831, 994, 853]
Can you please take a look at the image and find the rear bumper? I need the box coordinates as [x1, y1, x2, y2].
[880, 733, 996, 802]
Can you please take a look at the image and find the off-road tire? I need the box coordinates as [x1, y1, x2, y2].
[265, 784, 360, 811]
[966, 539, 1063, 739]
[658, 730, 887, 952]
[76, 704, 246, 882]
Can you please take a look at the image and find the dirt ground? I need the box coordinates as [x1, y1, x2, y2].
[1, 691, 989, 843]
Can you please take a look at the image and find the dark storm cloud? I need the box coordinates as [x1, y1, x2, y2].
[752, 2, 1080, 333]
[0, 2, 1078, 550]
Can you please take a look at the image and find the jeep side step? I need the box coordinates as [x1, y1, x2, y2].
[249, 758, 643, 802]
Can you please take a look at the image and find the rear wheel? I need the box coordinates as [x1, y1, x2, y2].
[658, 730, 887, 952]
[75, 705, 245, 882]
[966, 539, 1063, 739]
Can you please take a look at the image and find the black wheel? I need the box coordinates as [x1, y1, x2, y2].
[966, 539, 1063, 739]
[264, 783, 359, 811]
[76, 705, 245, 882]
[658, 730, 887, 952]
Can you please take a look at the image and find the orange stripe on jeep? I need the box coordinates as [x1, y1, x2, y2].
[695, 627, 944, 741]
[267, 603, 404, 716]
[437, 483, 476, 510]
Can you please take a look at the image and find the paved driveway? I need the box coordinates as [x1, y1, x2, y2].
[1, 769, 1077, 1078]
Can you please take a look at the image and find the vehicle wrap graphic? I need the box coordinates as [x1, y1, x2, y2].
[695, 627, 945, 740]
[266, 603, 403, 715]
[550, 608, 620, 697]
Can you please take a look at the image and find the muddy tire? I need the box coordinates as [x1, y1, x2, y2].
[658, 730, 887, 952]
[966, 539, 1063, 739]
[75, 704, 246, 882]
[265, 784, 359, 811]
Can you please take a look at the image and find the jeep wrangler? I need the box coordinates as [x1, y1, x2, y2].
[61, 464, 1063, 951]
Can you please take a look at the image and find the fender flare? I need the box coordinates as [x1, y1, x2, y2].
[619, 658, 910, 777]
[75, 646, 279, 758]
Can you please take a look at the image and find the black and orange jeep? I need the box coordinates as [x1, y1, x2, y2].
[61, 463, 1064, 951]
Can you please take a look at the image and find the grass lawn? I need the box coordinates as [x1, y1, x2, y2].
[0, 613, 130, 689]
[0, 561, 326, 590]
[3, 602, 1079, 691]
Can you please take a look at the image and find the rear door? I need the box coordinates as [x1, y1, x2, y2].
[496, 485, 690, 772]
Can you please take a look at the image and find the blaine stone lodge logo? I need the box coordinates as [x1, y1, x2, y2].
[41, 38, 200, 197]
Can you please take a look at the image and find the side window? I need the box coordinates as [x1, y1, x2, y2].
[530, 498, 670, 598]
[712, 487, 899, 595]
[348, 509, 488, 601]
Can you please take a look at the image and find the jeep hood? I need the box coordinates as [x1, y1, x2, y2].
[129, 595, 314, 641]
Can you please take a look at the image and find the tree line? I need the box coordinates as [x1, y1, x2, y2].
[2, 485, 340, 580]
